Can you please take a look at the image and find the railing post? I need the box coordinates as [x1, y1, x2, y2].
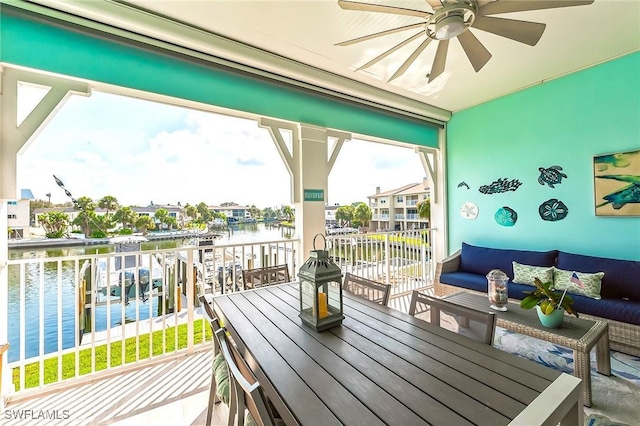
[384, 233, 391, 285]
[187, 249, 194, 354]
[0, 201, 10, 407]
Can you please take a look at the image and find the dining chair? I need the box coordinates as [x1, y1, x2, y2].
[342, 273, 392, 306]
[408, 290, 497, 345]
[214, 327, 281, 426]
[242, 264, 290, 289]
[199, 295, 229, 426]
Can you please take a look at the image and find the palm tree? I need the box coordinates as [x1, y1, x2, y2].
[282, 205, 294, 222]
[417, 198, 431, 225]
[72, 196, 96, 236]
[98, 195, 118, 217]
[113, 206, 137, 230]
[135, 215, 155, 235]
[335, 205, 354, 227]
[154, 208, 169, 230]
[38, 211, 70, 238]
[196, 202, 212, 223]
[185, 204, 198, 223]
[248, 204, 261, 221]
[354, 203, 372, 229]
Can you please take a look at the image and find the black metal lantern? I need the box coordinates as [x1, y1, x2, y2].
[298, 234, 344, 332]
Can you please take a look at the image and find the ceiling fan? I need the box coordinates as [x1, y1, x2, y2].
[336, 0, 595, 83]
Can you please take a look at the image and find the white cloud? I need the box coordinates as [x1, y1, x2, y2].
[17, 90, 426, 208]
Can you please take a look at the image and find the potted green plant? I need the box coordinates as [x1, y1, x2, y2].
[520, 277, 579, 327]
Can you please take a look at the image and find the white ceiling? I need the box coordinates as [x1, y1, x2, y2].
[24, 0, 640, 113]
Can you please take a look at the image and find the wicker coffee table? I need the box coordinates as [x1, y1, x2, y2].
[445, 291, 610, 407]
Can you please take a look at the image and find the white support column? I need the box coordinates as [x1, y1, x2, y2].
[415, 141, 446, 264]
[0, 66, 91, 404]
[259, 119, 349, 264]
[297, 124, 329, 258]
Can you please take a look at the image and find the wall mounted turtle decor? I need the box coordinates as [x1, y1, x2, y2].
[538, 165, 567, 188]
[539, 199, 569, 221]
[495, 206, 517, 226]
[479, 178, 522, 194]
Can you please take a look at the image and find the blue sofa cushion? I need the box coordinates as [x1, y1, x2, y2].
[556, 251, 640, 301]
[459, 243, 558, 279]
[570, 295, 640, 326]
[439, 272, 534, 300]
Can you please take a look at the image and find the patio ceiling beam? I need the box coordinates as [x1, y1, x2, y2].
[0, 66, 90, 200]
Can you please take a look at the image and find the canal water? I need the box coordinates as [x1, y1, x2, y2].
[6, 224, 293, 363]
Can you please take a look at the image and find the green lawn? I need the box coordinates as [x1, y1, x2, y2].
[13, 319, 212, 391]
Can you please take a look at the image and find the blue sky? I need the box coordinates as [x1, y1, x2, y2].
[17, 88, 426, 208]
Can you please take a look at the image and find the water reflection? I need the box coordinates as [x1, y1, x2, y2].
[6, 224, 294, 363]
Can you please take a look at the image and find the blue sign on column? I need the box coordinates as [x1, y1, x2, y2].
[304, 189, 324, 202]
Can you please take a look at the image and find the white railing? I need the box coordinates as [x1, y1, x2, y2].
[325, 228, 434, 297]
[395, 214, 405, 220]
[4, 229, 433, 398]
[4, 237, 299, 399]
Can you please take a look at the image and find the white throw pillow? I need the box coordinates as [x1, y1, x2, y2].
[552, 268, 604, 300]
[512, 261, 554, 285]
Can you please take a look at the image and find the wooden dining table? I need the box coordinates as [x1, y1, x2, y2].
[211, 283, 583, 426]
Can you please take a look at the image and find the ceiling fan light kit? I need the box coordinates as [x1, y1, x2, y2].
[337, 0, 595, 83]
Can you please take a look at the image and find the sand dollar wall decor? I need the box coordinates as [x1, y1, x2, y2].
[539, 199, 568, 221]
[495, 206, 517, 226]
[460, 202, 478, 220]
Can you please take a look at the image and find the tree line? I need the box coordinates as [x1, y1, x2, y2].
[32, 196, 299, 238]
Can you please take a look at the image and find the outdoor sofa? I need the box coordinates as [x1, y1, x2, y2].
[434, 242, 640, 356]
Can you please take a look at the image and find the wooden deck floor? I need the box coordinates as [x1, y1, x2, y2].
[1, 287, 431, 426]
[3, 350, 228, 426]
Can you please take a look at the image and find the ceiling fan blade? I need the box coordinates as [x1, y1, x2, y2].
[335, 23, 425, 46]
[428, 40, 449, 82]
[473, 16, 545, 46]
[457, 30, 492, 72]
[338, 0, 431, 18]
[388, 38, 433, 82]
[357, 31, 424, 70]
[480, 0, 594, 16]
[425, 0, 443, 11]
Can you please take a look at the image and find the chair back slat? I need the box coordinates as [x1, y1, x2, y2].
[342, 273, 391, 306]
[408, 290, 496, 345]
[215, 328, 277, 426]
[242, 264, 290, 289]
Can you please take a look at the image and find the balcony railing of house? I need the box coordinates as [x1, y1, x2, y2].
[406, 214, 419, 220]
[395, 214, 405, 220]
[380, 214, 390, 220]
[406, 200, 418, 206]
[2, 229, 433, 402]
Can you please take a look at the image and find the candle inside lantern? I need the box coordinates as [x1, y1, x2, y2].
[318, 292, 328, 318]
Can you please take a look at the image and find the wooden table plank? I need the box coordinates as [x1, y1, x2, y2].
[257, 287, 477, 426]
[213, 295, 341, 426]
[341, 288, 561, 384]
[213, 283, 578, 426]
[237, 291, 415, 426]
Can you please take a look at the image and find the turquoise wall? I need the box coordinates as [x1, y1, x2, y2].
[447, 52, 640, 261]
[0, 6, 439, 147]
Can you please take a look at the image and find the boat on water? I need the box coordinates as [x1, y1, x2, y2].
[95, 236, 164, 304]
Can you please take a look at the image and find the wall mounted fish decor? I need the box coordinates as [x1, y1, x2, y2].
[479, 178, 522, 194]
[538, 165, 567, 188]
[457, 181, 470, 190]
